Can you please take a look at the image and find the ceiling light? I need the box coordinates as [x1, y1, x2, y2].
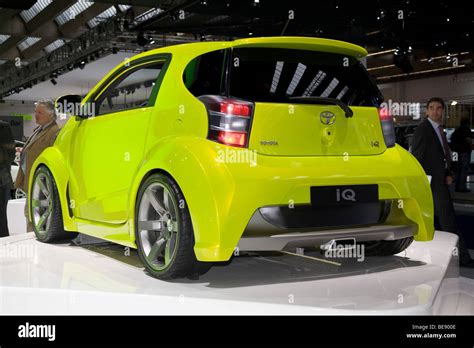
[451, 100, 458, 106]
[367, 64, 396, 71]
[377, 64, 466, 80]
[367, 49, 396, 57]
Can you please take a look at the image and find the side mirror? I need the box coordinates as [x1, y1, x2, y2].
[55, 94, 90, 120]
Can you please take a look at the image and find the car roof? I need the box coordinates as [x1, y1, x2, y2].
[133, 36, 367, 61]
[84, 36, 366, 103]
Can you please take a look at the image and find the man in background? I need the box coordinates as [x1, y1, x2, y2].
[0, 120, 16, 237]
[411, 97, 473, 267]
[15, 100, 60, 232]
[450, 116, 473, 192]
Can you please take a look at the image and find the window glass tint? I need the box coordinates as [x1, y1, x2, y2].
[183, 50, 225, 96]
[230, 48, 382, 106]
[96, 62, 164, 115]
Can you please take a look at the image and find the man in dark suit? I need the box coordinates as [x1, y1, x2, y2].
[0, 120, 16, 237]
[411, 97, 473, 267]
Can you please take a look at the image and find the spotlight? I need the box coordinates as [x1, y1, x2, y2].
[137, 32, 149, 46]
[50, 79, 57, 85]
[393, 45, 414, 73]
[451, 100, 458, 106]
[79, 59, 86, 69]
[67, 63, 74, 71]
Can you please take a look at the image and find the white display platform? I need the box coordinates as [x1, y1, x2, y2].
[6, 198, 26, 235]
[0, 228, 471, 315]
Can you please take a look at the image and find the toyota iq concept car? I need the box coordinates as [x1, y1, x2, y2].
[28, 37, 434, 279]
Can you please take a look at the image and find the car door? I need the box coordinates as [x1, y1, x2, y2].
[69, 55, 170, 224]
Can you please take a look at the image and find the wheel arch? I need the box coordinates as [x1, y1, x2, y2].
[29, 147, 76, 231]
[129, 136, 236, 261]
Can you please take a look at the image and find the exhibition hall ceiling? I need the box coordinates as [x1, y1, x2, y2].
[0, 0, 472, 99]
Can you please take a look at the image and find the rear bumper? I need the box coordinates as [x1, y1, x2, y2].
[250, 201, 392, 230]
[167, 140, 434, 261]
[238, 202, 416, 251]
[238, 223, 416, 251]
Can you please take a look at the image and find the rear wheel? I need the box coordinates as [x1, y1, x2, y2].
[30, 166, 77, 242]
[135, 173, 212, 280]
[362, 237, 414, 256]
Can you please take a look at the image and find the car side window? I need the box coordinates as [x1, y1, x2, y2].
[183, 49, 226, 97]
[94, 61, 165, 116]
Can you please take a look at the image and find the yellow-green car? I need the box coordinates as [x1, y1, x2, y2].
[28, 37, 434, 279]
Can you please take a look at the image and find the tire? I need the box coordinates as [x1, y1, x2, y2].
[30, 166, 77, 242]
[361, 237, 414, 256]
[135, 173, 212, 280]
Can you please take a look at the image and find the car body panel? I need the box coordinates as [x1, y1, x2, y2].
[68, 107, 152, 224]
[249, 104, 387, 156]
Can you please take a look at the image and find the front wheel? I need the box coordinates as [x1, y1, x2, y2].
[135, 173, 212, 280]
[30, 166, 77, 242]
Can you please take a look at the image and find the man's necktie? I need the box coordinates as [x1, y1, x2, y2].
[438, 125, 452, 168]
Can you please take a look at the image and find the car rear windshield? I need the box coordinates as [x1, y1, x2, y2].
[229, 48, 383, 106]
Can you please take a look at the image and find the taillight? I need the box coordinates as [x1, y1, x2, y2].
[378, 107, 396, 147]
[198, 95, 254, 148]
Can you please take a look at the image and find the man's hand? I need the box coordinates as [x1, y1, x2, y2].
[446, 175, 453, 185]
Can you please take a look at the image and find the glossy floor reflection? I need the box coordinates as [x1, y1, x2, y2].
[0, 231, 472, 314]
